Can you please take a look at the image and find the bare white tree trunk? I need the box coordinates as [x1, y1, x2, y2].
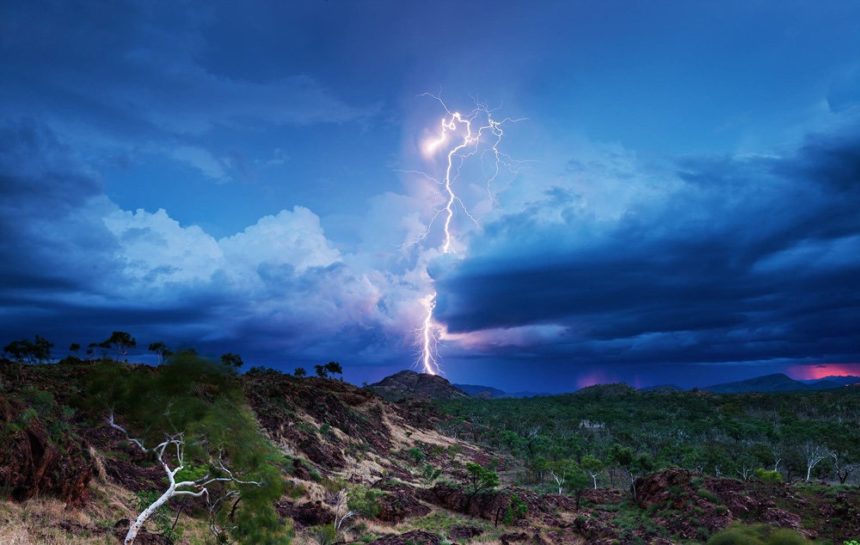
[126, 486, 174, 545]
[107, 414, 259, 545]
[333, 489, 354, 542]
[549, 470, 565, 494]
[803, 442, 830, 482]
[589, 472, 598, 490]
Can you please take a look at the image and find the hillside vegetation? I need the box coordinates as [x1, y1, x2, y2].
[437, 384, 860, 485]
[1, 353, 859, 545]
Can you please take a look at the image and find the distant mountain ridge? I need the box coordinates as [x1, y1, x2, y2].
[368, 370, 860, 401]
[453, 383, 507, 399]
[703, 373, 860, 394]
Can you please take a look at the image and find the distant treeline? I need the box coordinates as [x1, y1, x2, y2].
[437, 384, 860, 490]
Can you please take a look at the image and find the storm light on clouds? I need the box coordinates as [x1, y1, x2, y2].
[1, 1, 859, 391]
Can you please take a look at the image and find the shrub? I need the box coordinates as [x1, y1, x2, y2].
[707, 525, 810, 545]
[767, 529, 809, 545]
[503, 494, 528, 525]
[422, 463, 442, 483]
[348, 486, 383, 518]
[407, 447, 426, 464]
[754, 468, 783, 484]
[707, 526, 765, 545]
[697, 487, 719, 503]
[311, 523, 337, 545]
[284, 479, 307, 499]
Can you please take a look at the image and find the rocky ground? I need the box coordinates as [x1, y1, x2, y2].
[1, 361, 859, 545]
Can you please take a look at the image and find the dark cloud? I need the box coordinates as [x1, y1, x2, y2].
[0, 119, 404, 367]
[435, 125, 860, 368]
[0, 120, 120, 298]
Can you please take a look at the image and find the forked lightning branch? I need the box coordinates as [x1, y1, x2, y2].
[415, 96, 519, 375]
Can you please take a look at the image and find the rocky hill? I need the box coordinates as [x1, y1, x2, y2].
[367, 370, 469, 402]
[1, 359, 859, 545]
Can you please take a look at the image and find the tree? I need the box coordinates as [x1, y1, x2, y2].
[32, 335, 52, 362]
[101, 331, 136, 359]
[314, 361, 343, 379]
[147, 342, 172, 363]
[87, 354, 287, 545]
[581, 454, 604, 490]
[294, 367, 307, 377]
[324, 361, 343, 377]
[220, 353, 244, 370]
[4, 339, 31, 363]
[462, 462, 499, 499]
[802, 442, 831, 482]
[3, 335, 52, 363]
[548, 459, 589, 502]
[69, 343, 81, 353]
[548, 459, 571, 494]
[107, 415, 262, 545]
[830, 451, 857, 484]
[610, 445, 652, 500]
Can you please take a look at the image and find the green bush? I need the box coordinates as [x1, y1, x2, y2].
[767, 529, 809, 545]
[697, 487, 719, 503]
[284, 480, 307, 499]
[348, 486, 383, 518]
[503, 494, 528, 525]
[311, 523, 337, 545]
[707, 526, 764, 545]
[707, 525, 810, 545]
[421, 463, 442, 483]
[407, 447, 426, 464]
[754, 468, 783, 484]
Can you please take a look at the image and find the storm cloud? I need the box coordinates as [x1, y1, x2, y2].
[435, 126, 860, 368]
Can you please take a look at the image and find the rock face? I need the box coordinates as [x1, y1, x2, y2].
[634, 469, 732, 539]
[0, 394, 92, 506]
[376, 488, 431, 523]
[368, 370, 469, 402]
[243, 369, 395, 471]
[276, 500, 335, 528]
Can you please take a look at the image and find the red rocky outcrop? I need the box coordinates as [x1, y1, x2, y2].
[0, 394, 92, 506]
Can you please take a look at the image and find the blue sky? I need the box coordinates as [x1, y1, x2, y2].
[2, 1, 860, 391]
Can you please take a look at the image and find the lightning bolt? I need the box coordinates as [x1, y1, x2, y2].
[415, 95, 520, 375]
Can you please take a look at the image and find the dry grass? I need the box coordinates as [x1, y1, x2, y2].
[340, 451, 389, 483]
[385, 412, 458, 451]
[0, 495, 114, 545]
[88, 445, 108, 483]
[0, 482, 212, 545]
